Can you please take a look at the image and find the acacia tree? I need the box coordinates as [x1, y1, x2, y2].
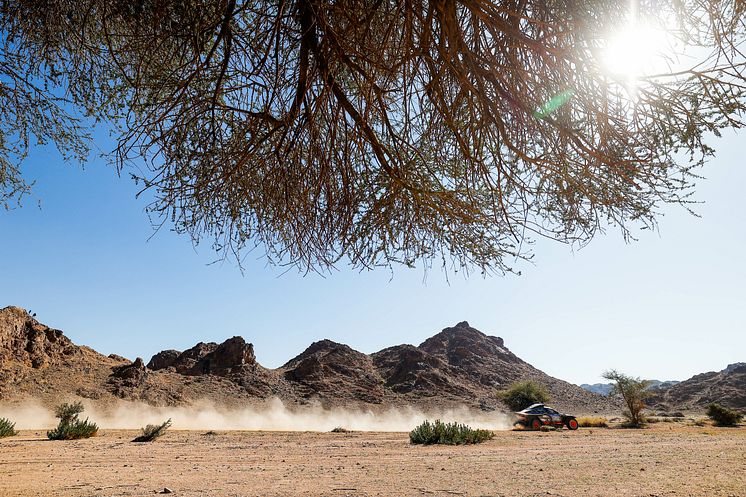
[603, 369, 653, 427]
[1, 1, 744, 273]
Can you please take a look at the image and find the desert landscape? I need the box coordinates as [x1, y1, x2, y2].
[3, 2, 746, 496]
[1, 306, 745, 497]
[2, 424, 745, 497]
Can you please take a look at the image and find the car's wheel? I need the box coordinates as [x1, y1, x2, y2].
[530, 418, 542, 430]
[566, 418, 579, 430]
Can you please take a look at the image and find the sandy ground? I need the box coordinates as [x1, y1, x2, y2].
[1, 424, 744, 497]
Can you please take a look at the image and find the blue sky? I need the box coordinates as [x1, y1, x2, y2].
[1, 127, 744, 385]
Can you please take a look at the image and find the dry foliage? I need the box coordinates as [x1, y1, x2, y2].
[576, 416, 608, 428]
[1, 1, 745, 273]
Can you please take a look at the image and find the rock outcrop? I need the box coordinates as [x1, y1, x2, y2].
[147, 350, 181, 371]
[0, 306, 81, 368]
[147, 337, 256, 376]
[111, 357, 148, 385]
[652, 363, 746, 410]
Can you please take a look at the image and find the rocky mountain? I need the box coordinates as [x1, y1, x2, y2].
[281, 340, 386, 404]
[652, 363, 746, 410]
[1, 306, 622, 413]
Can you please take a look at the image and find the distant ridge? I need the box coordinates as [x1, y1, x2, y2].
[0, 306, 633, 413]
[580, 380, 680, 397]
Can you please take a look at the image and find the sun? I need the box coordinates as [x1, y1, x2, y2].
[601, 24, 672, 81]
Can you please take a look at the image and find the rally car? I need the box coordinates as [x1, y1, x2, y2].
[513, 403, 579, 430]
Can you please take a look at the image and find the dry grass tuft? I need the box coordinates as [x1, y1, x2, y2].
[576, 417, 608, 428]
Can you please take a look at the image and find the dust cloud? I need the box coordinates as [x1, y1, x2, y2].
[0, 398, 513, 432]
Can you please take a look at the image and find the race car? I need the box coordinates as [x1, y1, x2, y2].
[513, 403, 579, 430]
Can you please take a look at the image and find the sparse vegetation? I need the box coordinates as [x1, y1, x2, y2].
[409, 420, 494, 445]
[576, 417, 608, 428]
[331, 427, 349, 433]
[498, 381, 550, 411]
[132, 419, 172, 442]
[0, 417, 18, 438]
[602, 370, 653, 428]
[646, 416, 684, 424]
[47, 402, 98, 440]
[706, 404, 743, 427]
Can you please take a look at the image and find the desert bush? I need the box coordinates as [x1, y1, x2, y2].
[330, 427, 349, 433]
[706, 404, 743, 427]
[602, 370, 653, 428]
[498, 381, 550, 411]
[0, 417, 18, 438]
[409, 420, 494, 445]
[576, 417, 608, 428]
[47, 402, 98, 440]
[132, 419, 172, 442]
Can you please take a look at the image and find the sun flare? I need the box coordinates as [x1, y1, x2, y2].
[602, 24, 672, 80]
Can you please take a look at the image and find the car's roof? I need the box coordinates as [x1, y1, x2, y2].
[518, 403, 545, 413]
[518, 403, 560, 414]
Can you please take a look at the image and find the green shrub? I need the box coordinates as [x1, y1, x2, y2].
[0, 417, 18, 438]
[706, 404, 743, 427]
[133, 419, 172, 442]
[47, 402, 98, 440]
[409, 420, 494, 445]
[330, 426, 349, 433]
[498, 381, 550, 411]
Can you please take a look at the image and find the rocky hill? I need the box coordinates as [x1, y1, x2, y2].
[651, 363, 746, 410]
[1, 307, 620, 413]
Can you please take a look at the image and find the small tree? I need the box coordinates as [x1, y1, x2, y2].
[499, 381, 550, 411]
[0, 417, 18, 438]
[706, 404, 743, 427]
[602, 370, 652, 428]
[47, 402, 99, 440]
[132, 419, 172, 442]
